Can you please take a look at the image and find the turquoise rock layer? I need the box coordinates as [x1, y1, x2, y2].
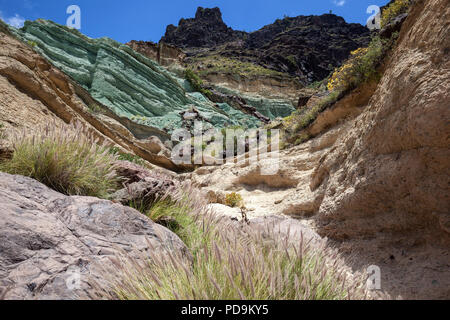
[13, 20, 263, 133]
[211, 85, 296, 119]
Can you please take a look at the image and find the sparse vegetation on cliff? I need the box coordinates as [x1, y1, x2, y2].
[282, 32, 399, 147]
[0, 122, 120, 198]
[283, 89, 343, 138]
[188, 55, 289, 79]
[327, 35, 395, 93]
[381, 0, 411, 28]
[184, 68, 212, 97]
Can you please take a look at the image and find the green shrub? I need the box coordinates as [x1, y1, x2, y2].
[27, 40, 37, 48]
[0, 122, 120, 197]
[88, 103, 103, 115]
[108, 146, 147, 167]
[225, 192, 243, 208]
[287, 55, 298, 67]
[381, 0, 411, 28]
[185, 68, 212, 97]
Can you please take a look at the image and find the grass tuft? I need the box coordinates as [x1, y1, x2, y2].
[92, 185, 368, 300]
[0, 121, 120, 198]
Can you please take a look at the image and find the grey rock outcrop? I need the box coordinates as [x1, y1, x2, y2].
[0, 173, 189, 300]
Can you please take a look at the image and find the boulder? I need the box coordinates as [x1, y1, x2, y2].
[380, 13, 408, 39]
[0, 173, 189, 300]
[114, 160, 154, 184]
[112, 177, 176, 208]
[297, 88, 318, 108]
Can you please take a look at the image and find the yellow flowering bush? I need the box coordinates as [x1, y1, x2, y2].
[327, 47, 369, 92]
[225, 192, 243, 208]
[283, 31, 400, 148]
[381, 0, 411, 28]
[327, 34, 395, 93]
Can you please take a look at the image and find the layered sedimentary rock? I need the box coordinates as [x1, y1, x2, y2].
[311, 0, 450, 299]
[126, 43, 298, 122]
[0, 22, 189, 171]
[126, 40, 186, 67]
[11, 20, 262, 133]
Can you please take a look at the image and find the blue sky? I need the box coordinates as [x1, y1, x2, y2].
[0, 0, 389, 43]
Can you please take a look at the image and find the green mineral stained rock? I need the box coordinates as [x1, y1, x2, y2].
[211, 85, 296, 120]
[13, 20, 263, 133]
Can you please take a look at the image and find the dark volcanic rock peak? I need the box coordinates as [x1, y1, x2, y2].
[160, 7, 371, 83]
[195, 7, 223, 21]
[162, 7, 245, 49]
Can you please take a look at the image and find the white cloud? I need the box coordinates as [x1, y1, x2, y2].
[333, 0, 346, 6]
[0, 11, 25, 28]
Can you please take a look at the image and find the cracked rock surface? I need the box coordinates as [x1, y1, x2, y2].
[0, 173, 189, 300]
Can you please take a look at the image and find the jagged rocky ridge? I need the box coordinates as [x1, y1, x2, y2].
[161, 7, 371, 83]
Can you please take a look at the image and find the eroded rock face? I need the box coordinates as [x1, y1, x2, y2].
[313, 0, 450, 242]
[0, 173, 189, 300]
[311, 0, 450, 299]
[183, 0, 450, 299]
[126, 40, 186, 67]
